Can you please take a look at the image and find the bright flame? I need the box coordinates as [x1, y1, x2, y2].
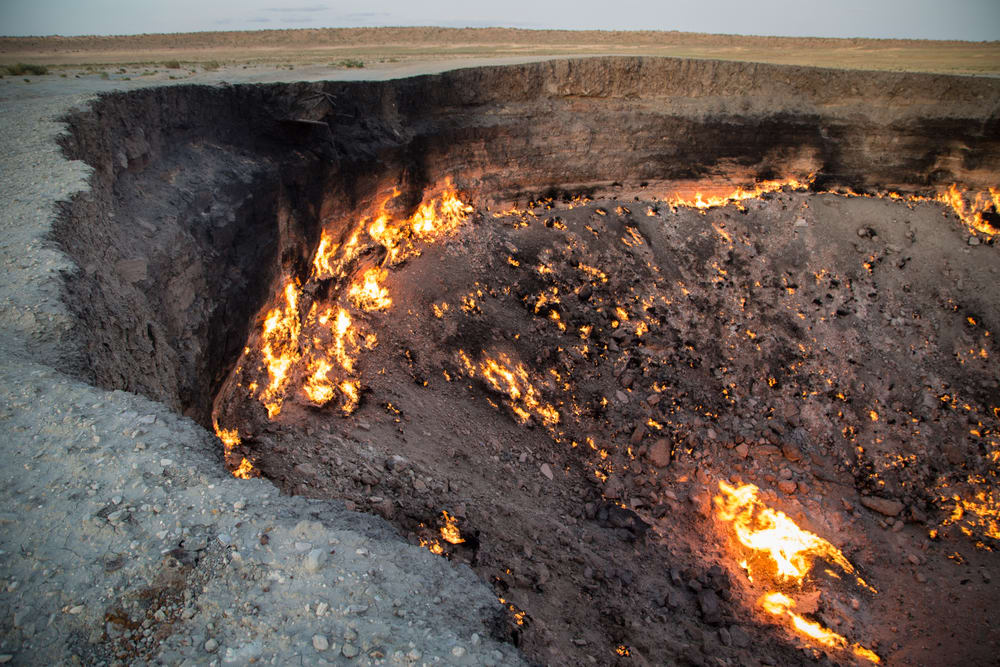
[213, 420, 256, 479]
[259, 281, 302, 418]
[715, 482, 872, 590]
[935, 184, 999, 236]
[440, 510, 465, 545]
[667, 176, 814, 211]
[312, 230, 338, 278]
[340, 379, 360, 414]
[369, 180, 473, 265]
[478, 353, 560, 426]
[348, 267, 392, 311]
[303, 358, 336, 405]
[760, 593, 879, 663]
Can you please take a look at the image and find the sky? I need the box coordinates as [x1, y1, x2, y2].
[1, 0, 998, 41]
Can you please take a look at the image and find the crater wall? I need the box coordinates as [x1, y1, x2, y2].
[54, 57, 1000, 423]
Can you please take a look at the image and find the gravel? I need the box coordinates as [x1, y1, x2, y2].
[0, 71, 524, 666]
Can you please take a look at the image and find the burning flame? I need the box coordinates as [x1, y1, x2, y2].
[212, 420, 256, 479]
[348, 267, 392, 311]
[715, 481, 872, 590]
[462, 351, 560, 427]
[440, 510, 464, 545]
[666, 176, 814, 211]
[761, 593, 880, 663]
[716, 482, 879, 662]
[303, 358, 336, 405]
[934, 184, 999, 236]
[368, 179, 473, 265]
[260, 281, 302, 418]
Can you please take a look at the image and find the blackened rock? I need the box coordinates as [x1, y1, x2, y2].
[604, 504, 650, 538]
[697, 589, 723, 625]
[707, 565, 730, 592]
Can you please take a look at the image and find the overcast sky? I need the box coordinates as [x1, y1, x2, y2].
[1, 0, 997, 40]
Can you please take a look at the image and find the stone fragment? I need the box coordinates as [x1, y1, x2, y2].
[204, 639, 218, 653]
[304, 548, 328, 573]
[860, 496, 904, 517]
[778, 480, 797, 494]
[697, 589, 723, 625]
[647, 439, 672, 468]
[540, 463, 554, 480]
[781, 443, 802, 461]
[312, 635, 329, 652]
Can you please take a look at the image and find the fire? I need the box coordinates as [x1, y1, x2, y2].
[716, 482, 880, 661]
[935, 184, 999, 236]
[348, 267, 392, 311]
[761, 593, 880, 663]
[303, 358, 336, 405]
[260, 280, 302, 418]
[666, 176, 814, 211]
[714, 481, 871, 589]
[340, 379, 360, 414]
[440, 510, 464, 545]
[472, 352, 560, 426]
[369, 179, 473, 265]
[312, 230, 338, 278]
[212, 420, 256, 479]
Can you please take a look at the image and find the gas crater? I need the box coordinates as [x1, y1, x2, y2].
[55, 58, 1000, 665]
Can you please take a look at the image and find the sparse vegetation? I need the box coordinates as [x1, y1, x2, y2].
[202, 61, 220, 71]
[4, 63, 49, 76]
[99, 71, 109, 80]
[333, 59, 365, 69]
[164, 60, 181, 69]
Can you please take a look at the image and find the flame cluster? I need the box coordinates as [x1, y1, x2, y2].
[214, 182, 474, 476]
[361, 180, 473, 266]
[458, 350, 560, 426]
[213, 420, 256, 479]
[761, 593, 880, 663]
[715, 482, 878, 663]
[664, 177, 997, 238]
[934, 184, 999, 236]
[418, 510, 466, 555]
[715, 481, 871, 589]
[666, 176, 813, 211]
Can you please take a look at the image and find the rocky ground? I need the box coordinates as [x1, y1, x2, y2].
[216, 187, 1000, 666]
[0, 66, 527, 667]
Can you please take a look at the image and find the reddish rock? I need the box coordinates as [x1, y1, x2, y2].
[647, 439, 672, 468]
[860, 496, 904, 517]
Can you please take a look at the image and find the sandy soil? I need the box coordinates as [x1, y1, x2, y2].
[1, 27, 999, 76]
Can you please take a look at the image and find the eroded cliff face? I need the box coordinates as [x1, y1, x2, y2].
[53, 57, 1000, 423]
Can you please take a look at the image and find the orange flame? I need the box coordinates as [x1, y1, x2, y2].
[472, 352, 560, 426]
[715, 481, 872, 589]
[935, 184, 999, 236]
[761, 593, 880, 663]
[369, 180, 473, 265]
[348, 267, 392, 311]
[259, 281, 302, 418]
[303, 358, 336, 405]
[440, 510, 465, 545]
[667, 176, 814, 211]
[213, 420, 256, 479]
